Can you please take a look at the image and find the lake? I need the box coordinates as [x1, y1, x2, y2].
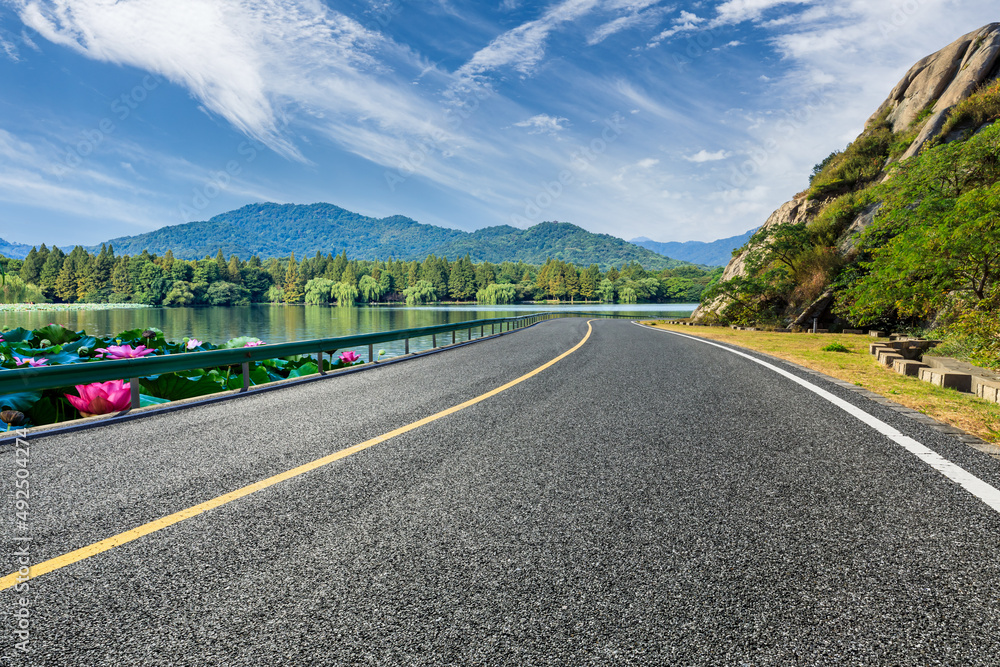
[0, 303, 696, 358]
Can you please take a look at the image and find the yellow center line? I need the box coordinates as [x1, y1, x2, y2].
[0, 320, 595, 592]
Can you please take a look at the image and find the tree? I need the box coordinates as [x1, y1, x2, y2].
[205, 281, 251, 306]
[39, 246, 65, 299]
[331, 281, 359, 306]
[163, 281, 196, 306]
[448, 255, 476, 301]
[305, 278, 335, 305]
[476, 283, 516, 305]
[403, 280, 437, 305]
[284, 253, 304, 303]
[227, 255, 243, 285]
[19, 247, 42, 285]
[597, 278, 615, 303]
[359, 274, 385, 303]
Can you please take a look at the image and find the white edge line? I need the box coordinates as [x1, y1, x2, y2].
[637, 323, 1000, 515]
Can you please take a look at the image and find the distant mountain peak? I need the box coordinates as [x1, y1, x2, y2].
[87, 202, 694, 270]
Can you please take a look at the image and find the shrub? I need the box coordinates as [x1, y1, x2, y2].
[940, 79, 1000, 137]
[821, 342, 851, 353]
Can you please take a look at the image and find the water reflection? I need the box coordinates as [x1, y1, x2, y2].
[1, 304, 696, 359]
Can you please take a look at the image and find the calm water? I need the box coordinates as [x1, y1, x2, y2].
[1, 303, 696, 358]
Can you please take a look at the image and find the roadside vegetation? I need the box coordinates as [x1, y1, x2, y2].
[0, 247, 721, 308]
[701, 94, 1000, 372]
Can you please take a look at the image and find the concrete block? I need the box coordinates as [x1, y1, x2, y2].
[894, 359, 929, 377]
[978, 381, 1000, 404]
[879, 352, 905, 368]
[771, 328, 791, 333]
[843, 329, 865, 335]
[919, 368, 973, 392]
[869, 330, 887, 338]
[870, 343, 892, 355]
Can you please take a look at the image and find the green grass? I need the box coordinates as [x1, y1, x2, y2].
[940, 79, 1000, 137]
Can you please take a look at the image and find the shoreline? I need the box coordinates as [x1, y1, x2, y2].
[0, 303, 153, 312]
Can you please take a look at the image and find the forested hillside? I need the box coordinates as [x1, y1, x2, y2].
[98, 203, 464, 261]
[1, 245, 720, 308]
[92, 203, 688, 271]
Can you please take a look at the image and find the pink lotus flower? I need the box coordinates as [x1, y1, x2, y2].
[339, 351, 359, 364]
[186, 338, 203, 350]
[243, 340, 265, 347]
[14, 356, 48, 368]
[66, 380, 132, 417]
[94, 344, 156, 360]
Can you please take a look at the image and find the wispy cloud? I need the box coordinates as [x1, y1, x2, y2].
[588, 1, 670, 45]
[513, 113, 570, 134]
[455, 0, 601, 79]
[9, 0, 452, 166]
[685, 149, 730, 162]
[647, 9, 705, 46]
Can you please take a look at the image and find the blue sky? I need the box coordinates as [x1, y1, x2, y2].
[0, 1, 996, 248]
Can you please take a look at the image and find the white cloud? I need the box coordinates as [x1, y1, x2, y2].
[588, 1, 670, 45]
[636, 157, 659, 168]
[647, 9, 706, 46]
[685, 149, 730, 162]
[11, 0, 454, 166]
[456, 0, 601, 79]
[513, 113, 570, 134]
[712, 0, 813, 26]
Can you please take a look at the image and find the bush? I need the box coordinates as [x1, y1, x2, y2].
[940, 80, 1000, 137]
[0, 275, 48, 304]
[821, 342, 851, 353]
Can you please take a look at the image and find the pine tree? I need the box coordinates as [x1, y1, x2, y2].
[19, 247, 43, 285]
[39, 247, 65, 299]
[284, 253, 303, 303]
[565, 266, 581, 302]
[111, 257, 131, 299]
[227, 255, 243, 285]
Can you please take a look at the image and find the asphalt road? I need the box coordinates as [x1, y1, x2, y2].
[4, 317, 1000, 665]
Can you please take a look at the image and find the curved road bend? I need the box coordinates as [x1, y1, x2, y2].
[3, 318, 1000, 665]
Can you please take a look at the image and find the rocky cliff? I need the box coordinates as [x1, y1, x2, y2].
[694, 22, 1000, 323]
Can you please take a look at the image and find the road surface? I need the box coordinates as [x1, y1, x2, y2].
[3, 317, 1000, 665]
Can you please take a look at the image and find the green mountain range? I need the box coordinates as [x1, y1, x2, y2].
[93, 202, 693, 270]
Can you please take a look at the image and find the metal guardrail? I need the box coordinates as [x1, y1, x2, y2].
[0, 311, 640, 407]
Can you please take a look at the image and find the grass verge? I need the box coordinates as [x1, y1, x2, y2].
[642, 322, 1000, 443]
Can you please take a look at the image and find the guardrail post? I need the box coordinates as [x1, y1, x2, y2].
[317, 352, 326, 375]
[241, 363, 250, 393]
[480, 325, 484, 338]
[130, 378, 140, 409]
[405, 338, 410, 354]
[432, 334, 437, 348]
[468, 327, 472, 341]
[368, 344, 374, 363]
[452, 330, 456, 344]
